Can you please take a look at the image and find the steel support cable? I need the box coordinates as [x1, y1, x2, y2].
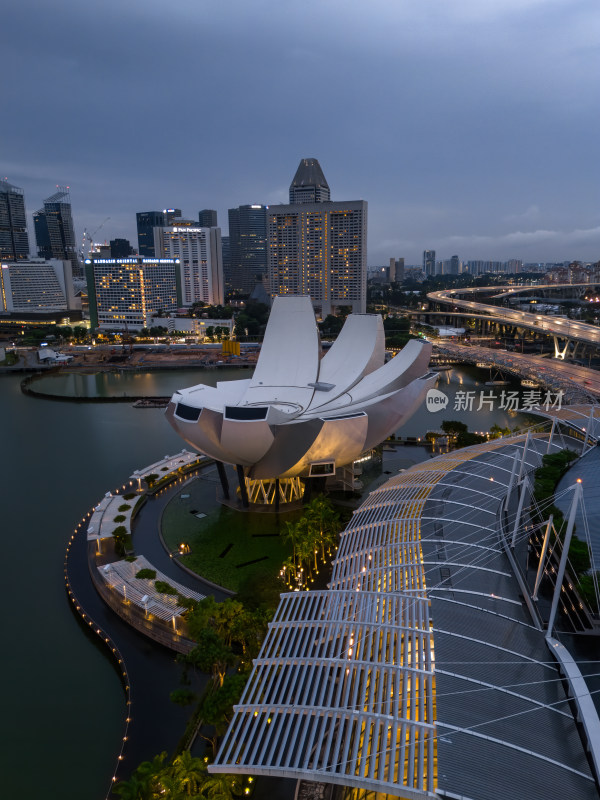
[289, 446, 579, 681]
[310, 686, 600, 780]
[327, 469, 554, 661]
[433, 670, 600, 698]
[578, 494, 600, 609]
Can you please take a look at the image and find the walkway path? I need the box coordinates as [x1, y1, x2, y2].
[66, 521, 209, 795]
[129, 465, 231, 601]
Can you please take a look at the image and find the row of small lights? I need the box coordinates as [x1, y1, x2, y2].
[64, 501, 133, 797]
[65, 459, 196, 792]
[76, 455, 255, 794]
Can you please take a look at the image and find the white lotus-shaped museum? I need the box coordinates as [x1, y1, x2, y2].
[166, 296, 435, 480]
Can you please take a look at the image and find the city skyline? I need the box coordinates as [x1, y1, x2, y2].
[3, 0, 599, 265]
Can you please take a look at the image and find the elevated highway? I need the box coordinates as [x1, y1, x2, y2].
[429, 285, 600, 358]
[433, 342, 600, 404]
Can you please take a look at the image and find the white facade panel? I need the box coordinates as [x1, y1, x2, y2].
[155, 226, 224, 307]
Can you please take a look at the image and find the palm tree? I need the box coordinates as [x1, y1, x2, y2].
[214, 599, 244, 647]
[283, 520, 300, 566]
[113, 773, 153, 800]
[153, 770, 188, 799]
[202, 774, 244, 800]
[114, 752, 167, 799]
[171, 750, 208, 797]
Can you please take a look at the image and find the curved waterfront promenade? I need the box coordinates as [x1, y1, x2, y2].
[64, 453, 228, 795]
[66, 431, 600, 799]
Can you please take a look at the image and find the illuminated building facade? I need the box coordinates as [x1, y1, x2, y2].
[0, 258, 75, 313]
[154, 226, 224, 306]
[0, 180, 30, 261]
[33, 188, 81, 276]
[167, 296, 433, 488]
[85, 256, 181, 329]
[267, 160, 367, 316]
[267, 200, 367, 316]
[227, 204, 268, 293]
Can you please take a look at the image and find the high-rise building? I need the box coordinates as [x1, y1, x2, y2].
[154, 226, 224, 306]
[198, 209, 218, 228]
[136, 209, 181, 256]
[221, 235, 231, 289]
[85, 256, 181, 329]
[449, 254, 460, 275]
[289, 158, 331, 204]
[33, 188, 81, 276]
[389, 257, 404, 283]
[268, 160, 367, 316]
[506, 259, 523, 274]
[110, 238, 134, 258]
[0, 180, 30, 261]
[227, 204, 268, 294]
[0, 258, 75, 313]
[423, 250, 436, 277]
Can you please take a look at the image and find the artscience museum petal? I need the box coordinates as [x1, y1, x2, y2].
[166, 296, 435, 480]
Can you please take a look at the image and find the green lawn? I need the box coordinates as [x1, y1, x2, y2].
[162, 485, 299, 592]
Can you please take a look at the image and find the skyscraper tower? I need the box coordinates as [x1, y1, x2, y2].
[423, 250, 436, 277]
[34, 188, 81, 275]
[227, 204, 268, 293]
[198, 209, 218, 228]
[136, 209, 182, 256]
[289, 158, 331, 204]
[154, 224, 224, 306]
[0, 180, 30, 260]
[389, 258, 404, 283]
[268, 160, 367, 316]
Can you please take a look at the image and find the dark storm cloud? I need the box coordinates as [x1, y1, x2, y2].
[3, 0, 599, 263]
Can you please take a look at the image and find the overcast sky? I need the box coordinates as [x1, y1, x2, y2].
[3, 0, 599, 265]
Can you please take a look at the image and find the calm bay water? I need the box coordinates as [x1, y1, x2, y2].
[0, 373, 185, 800]
[0, 364, 535, 798]
[30, 367, 252, 398]
[30, 364, 533, 436]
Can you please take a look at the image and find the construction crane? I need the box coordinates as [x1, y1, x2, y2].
[80, 217, 111, 260]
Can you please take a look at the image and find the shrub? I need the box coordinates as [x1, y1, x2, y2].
[136, 568, 157, 580]
[118, 504, 131, 512]
[112, 526, 128, 557]
[113, 514, 126, 523]
[577, 573, 600, 613]
[176, 593, 197, 610]
[170, 688, 196, 707]
[155, 580, 178, 595]
[123, 492, 136, 500]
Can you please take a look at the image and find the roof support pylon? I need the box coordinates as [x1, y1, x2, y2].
[546, 417, 557, 454]
[546, 482, 582, 639]
[510, 474, 530, 549]
[532, 515, 553, 601]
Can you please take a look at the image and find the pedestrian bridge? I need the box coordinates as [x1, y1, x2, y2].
[211, 433, 600, 800]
